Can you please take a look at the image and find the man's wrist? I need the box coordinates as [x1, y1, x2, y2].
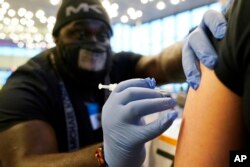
[95, 145, 108, 167]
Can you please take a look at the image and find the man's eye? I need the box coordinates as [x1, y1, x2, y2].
[78, 31, 86, 40]
[97, 33, 108, 42]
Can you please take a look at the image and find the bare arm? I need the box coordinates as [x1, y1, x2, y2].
[0, 120, 100, 167]
[174, 64, 246, 167]
[135, 41, 185, 84]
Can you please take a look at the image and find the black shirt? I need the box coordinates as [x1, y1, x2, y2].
[214, 0, 250, 147]
[0, 48, 141, 152]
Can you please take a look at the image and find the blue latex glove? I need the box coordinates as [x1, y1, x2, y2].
[102, 78, 178, 167]
[182, 10, 227, 89]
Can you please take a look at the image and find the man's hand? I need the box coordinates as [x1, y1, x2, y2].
[102, 78, 177, 167]
[182, 10, 227, 89]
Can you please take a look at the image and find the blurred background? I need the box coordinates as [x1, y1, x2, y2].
[0, 0, 222, 89]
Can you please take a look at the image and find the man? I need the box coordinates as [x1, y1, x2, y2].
[0, 0, 220, 166]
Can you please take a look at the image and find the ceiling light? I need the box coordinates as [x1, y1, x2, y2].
[34, 33, 43, 42]
[0, 8, 7, 16]
[16, 25, 24, 32]
[127, 7, 135, 16]
[7, 9, 15, 17]
[141, 0, 148, 4]
[0, 32, 6, 39]
[26, 19, 34, 27]
[136, 10, 143, 18]
[45, 33, 53, 43]
[26, 43, 35, 49]
[18, 8, 26, 17]
[39, 16, 47, 24]
[29, 27, 38, 33]
[102, 0, 110, 7]
[6, 26, 14, 33]
[102, 1, 119, 19]
[47, 16, 56, 24]
[50, 0, 60, 6]
[17, 42, 25, 48]
[20, 18, 26, 25]
[109, 10, 118, 18]
[130, 13, 137, 20]
[1, 2, 9, 9]
[9, 33, 18, 41]
[24, 33, 31, 40]
[3, 17, 10, 25]
[25, 11, 33, 19]
[111, 3, 119, 10]
[170, 0, 180, 5]
[156, 1, 166, 10]
[10, 18, 19, 26]
[35, 10, 45, 18]
[47, 24, 54, 32]
[120, 15, 128, 23]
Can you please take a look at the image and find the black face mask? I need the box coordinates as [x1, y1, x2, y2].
[54, 41, 112, 88]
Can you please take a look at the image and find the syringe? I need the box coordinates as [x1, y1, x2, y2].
[98, 83, 171, 96]
[98, 83, 118, 91]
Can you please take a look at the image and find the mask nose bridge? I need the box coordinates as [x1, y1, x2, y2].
[79, 41, 106, 53]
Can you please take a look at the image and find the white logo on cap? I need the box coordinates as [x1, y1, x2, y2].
[66, 3, 103, 16]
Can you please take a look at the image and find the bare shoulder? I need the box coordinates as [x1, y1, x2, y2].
[174, 64, 246, 167]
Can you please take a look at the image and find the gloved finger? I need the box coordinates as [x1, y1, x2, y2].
[182, 38, 201, 89]
[188, 27, 218, 69]
[118, 87, 168, 105]
[113, 78, 155, 93]
[134, 111, 178, 143]
[201, 10, 227, 39]
[125, 97, 176, 121]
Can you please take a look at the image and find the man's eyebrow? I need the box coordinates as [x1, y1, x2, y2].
[71, 21, 86, 28]
[71, 20, 111, 36]
[73, 20, 107, 28]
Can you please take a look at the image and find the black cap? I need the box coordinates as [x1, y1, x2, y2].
[52, 0, 113, 37]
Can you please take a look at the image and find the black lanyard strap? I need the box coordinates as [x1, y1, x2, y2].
[50, 53, 79, 151]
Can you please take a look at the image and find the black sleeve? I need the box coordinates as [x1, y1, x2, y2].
[214, 0, 250, 141]
[215, 0, 250, 96]
[0, 57, 59, 132]
[109, 51, 142, 83]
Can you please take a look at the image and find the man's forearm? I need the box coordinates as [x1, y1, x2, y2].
[4, 143, 101, 167]
[136, 41, 185, 84]
[157, 41, 185, 83]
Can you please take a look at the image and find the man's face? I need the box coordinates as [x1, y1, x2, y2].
[56, 19, 111, 72]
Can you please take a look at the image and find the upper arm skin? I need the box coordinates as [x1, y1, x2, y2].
[174, 64, 246, 167]
[0, 120, 58, 166]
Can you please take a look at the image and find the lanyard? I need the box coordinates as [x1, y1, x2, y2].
[50, 53, 79, 151]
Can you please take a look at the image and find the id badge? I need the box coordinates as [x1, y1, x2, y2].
[86, 102, 101, 130]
